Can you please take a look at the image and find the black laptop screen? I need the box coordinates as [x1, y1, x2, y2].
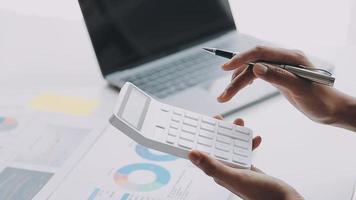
[79, 0, 235, 76]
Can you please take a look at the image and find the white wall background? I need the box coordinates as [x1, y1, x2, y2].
[0, 0, 81, 20]
[230, 0, 356, 49]
[350, 0, 356, 45]
[1, 0, 355, 47]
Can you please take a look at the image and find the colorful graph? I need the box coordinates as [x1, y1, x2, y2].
[0, 117, 18, 132]
[114, 163, 170, 192]
[135, 145, 177, 162]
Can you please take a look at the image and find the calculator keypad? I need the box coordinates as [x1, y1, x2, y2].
[156, 106, 252, 167]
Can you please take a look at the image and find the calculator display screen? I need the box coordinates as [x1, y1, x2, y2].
[119, 87, 150, 130]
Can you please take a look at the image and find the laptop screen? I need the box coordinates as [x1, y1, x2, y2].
[79, 0, 235, 76]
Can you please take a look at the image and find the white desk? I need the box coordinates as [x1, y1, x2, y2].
[1, 6, 356, 200]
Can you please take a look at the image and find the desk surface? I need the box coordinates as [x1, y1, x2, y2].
[1, 6, 356, 200]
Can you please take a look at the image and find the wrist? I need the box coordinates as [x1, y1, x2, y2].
[274, 179, 304, 200]
[331, 92, 356, 131]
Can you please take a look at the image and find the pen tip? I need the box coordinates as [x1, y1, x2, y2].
[203, 47, 215, 53]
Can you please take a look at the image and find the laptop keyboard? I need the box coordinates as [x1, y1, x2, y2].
[122, 52, 224, 98]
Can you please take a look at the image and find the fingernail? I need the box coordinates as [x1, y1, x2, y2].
[217, 90, 227, 101]
[254, 64, 267, 75]
[222, 62, 230, 69]
[190, 151, 201, 165]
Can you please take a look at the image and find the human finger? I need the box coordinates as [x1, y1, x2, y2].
[252, 136, 262, 151]
[218, 66, 255, 102]
[214, 115, 224, 120]
[252, 63, 308, 93]
[251, 165, 265, 174]
[222, 46, 313, 71]
[233, 118, 244, 126]
[231, 64, 250, 81]
[189, 150, 236, 180]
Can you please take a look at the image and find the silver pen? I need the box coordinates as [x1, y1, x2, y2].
[203, 47, 335, 87]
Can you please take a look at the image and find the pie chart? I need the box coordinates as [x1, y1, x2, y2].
[0, 117, 18, 132]
[114, 163, 170, 192]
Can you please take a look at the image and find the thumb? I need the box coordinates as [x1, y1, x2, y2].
[252, 63, 303, 92]
[189, 151, 260, 196]
[189, 150, 235, 180]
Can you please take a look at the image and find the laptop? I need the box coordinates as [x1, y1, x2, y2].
[78, 0, 278, 116]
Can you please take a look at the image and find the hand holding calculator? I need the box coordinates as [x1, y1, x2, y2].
[110, 83, 254, 168]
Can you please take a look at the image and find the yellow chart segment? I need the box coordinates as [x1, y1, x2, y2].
[30, 93, 99, 116]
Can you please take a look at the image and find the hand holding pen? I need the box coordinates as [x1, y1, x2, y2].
[204, 46, 356, 128]
[204, 47, 335, 87]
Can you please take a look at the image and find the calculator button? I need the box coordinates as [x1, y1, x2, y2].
[215, 142, 231, 152]
[160, 105, 170, 112]
[168, 128, 179, 137]
[182, 124, 197, 134]
[184, 112, 199, 121]
[218, 121, 233, 130]
[199, 129, 214, 139]
[156, 125, 165, 129]
[234, 140, 250, 150]
[154, 126, 166, 141]
[180, 132, 195, 142]
[196, 144, 211, 154]
[232, 157, 248, 166]
[171, 115, 181, 123]
[178, 139, 194, 149]
[216, 135, 232, 145]
[169, 122, 179, 130]
[200, 122, 215, 132]
[173, 109, 183, 116]
[197, 136, 213, 147]
[235, 126, 251, 136]
[166, 135, 177, 145]
[183, 117, 198, 127]
[214, 150, 230, 160]
[235, 132, 250, 142]
[228, 130, 248, 141]
[217, 127, 235, 138]
[236, 137, 249, 143]
[202, 117, 216, 126]
[232, 155, 249, 166]
[233, 147, 248, 157]
[156, 119, 169, 129]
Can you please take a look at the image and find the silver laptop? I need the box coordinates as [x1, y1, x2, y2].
[78, 0, 278, 116]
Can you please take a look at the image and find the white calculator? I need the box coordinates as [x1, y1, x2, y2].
[109, 82, 253, 168]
